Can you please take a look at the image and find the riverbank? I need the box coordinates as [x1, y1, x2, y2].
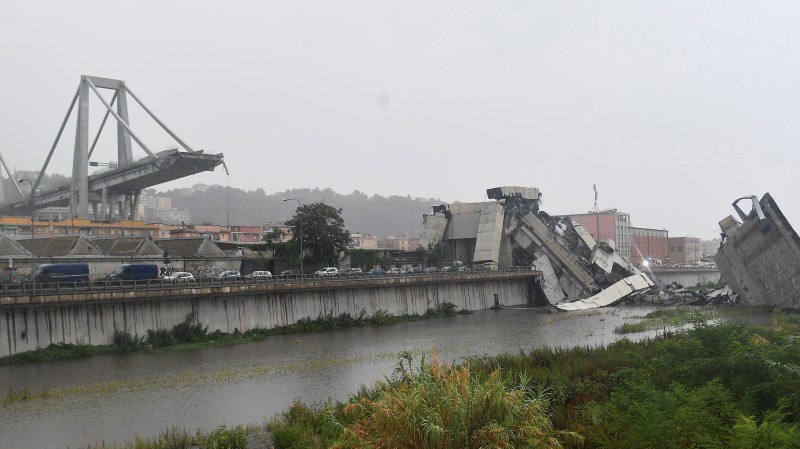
[263, 309, 800, 448]
[75, 308, 800, 449]
[2, 305, 769, 449]
[0, 303, 460, 367]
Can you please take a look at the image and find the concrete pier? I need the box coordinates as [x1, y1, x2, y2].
[1, 272, 538, 358]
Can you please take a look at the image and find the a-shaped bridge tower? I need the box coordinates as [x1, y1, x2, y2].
[0, 75, 224, 220]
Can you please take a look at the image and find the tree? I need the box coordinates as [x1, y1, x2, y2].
[286, 202, 351, 266]
[262, 228, 286, 249]
[416, 242, 450, 268]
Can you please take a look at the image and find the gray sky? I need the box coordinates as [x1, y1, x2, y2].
[2, 1, 799, 239]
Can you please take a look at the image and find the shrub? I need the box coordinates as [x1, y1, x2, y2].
[206, 425, 248, 449]
[729, 412, 800, 449]
[113, 330, 144, 351]
[146, 329, 175, 348]
[329, 353, 582, 449]
[172, 312, 208, 343]
[268, 402, 336, 449]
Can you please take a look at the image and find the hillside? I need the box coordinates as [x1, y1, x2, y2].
[164, 186, 442, 236]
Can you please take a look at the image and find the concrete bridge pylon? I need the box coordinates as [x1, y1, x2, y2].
[0, 75, 224, 220]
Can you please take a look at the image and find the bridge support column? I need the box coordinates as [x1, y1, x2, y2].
[71, 78, 90, 219]
[131, 190, 140, 220]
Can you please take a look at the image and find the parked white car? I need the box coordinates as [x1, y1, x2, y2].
[314, 267, 339, 277]
[246, 271, 272, 280]
[164, 272, 196, 283]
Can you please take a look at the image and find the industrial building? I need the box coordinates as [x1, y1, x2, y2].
[630, 227, 669, 266]
[567, 210, 632, 262]
[669, 236, 702, 264]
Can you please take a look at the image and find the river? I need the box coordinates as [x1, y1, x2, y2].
[0, 305, 707, 448]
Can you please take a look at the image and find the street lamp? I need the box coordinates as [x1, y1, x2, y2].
[18, 178, 35, 294]
[283, 198, 303, 276]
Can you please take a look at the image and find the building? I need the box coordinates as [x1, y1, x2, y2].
[700, 239, 721, 259]
[668, 236, 702, 264]
[0, 216, 160, 238]
[385, 236, 412, 251]
[349, 233, 378, 249]
[630, 227, 669, 266]
[568, 210, 632, 262]
[264, 223, 293, 243]
[229, 226, 263, 243]
[152, 208, 191, 225]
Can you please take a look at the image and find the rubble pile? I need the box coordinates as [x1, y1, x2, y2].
[639, 282, 738, 307]
[420, 186, 654, 310]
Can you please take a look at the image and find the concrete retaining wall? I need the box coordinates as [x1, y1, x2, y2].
[1, 274, 535, 358]
[649, 268, 721, 288]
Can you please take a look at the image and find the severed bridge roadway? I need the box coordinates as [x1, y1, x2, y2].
[0, 148, 223, 217]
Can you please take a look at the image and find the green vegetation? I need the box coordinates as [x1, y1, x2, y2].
[265, 311, 800, 449]
[0, 303, 460, 366]
[614, 306, 713, 334]
[348, 248, 392, 271]
[285, 202, 351, 266]
[86, 425, 249, 449]
[268, 351, 581, 449]
[416, 241, 452, 268]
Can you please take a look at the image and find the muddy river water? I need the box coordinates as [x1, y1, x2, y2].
[0, 305, 744, 449]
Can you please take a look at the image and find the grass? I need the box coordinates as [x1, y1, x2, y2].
[0, 302, 460, 366]
[84, 424, 251, 449]
[614, 306, 714, 334]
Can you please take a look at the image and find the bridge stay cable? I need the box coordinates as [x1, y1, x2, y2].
[31, 87, 80, 200]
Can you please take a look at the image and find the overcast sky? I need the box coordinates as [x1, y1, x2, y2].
[1, 1, 798, 239]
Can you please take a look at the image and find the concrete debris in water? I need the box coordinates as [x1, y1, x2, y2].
[714, 193, 800, 309]
[420, 186, 654, 310]
[639, 282, 738, 307]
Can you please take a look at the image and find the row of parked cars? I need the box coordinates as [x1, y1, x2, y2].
[17, 262, 484, 287]
[312, 265, 482, 278]
[163, 269, 304, 283]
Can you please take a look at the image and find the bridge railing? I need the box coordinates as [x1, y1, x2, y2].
[0, 266, 537, 298]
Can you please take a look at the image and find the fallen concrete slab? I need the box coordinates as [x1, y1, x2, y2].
[555, 273, 655, 311]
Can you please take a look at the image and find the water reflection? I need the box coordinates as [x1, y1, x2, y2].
[1, 305, 712, 449]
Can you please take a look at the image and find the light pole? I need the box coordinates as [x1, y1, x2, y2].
[18, 178, 35, 294]
[283, 198, 303, 276]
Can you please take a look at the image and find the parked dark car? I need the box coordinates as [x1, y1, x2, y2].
[346, 268, 364, 276]
[27, 263, 92, 285]
[279, 269, 301, 279]
[214, 270, 241, 281]
[424, 267, 439, 274]
[368, 267, 386, 276]
[107, 263, 159, 281]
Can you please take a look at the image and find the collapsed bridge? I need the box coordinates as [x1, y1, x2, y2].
[0, 75, 225, 221]
[419, 186, 654, 310]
